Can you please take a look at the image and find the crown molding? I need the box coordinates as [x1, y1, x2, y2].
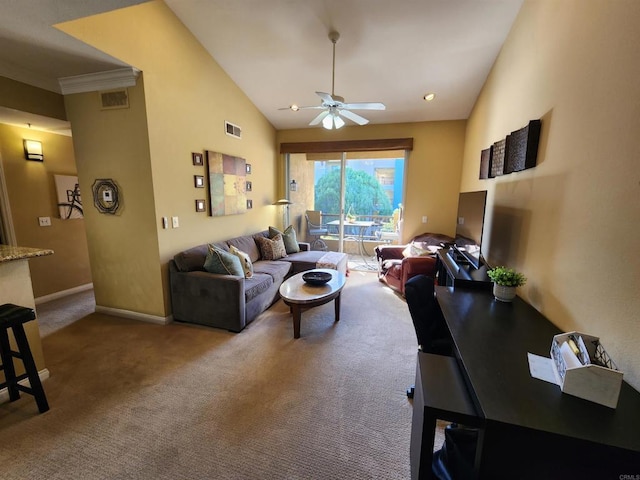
[58, 67, 140, 95]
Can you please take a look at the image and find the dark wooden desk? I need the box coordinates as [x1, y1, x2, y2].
[412, 287, 640, 479]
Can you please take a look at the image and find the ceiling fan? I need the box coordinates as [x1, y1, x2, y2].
[280, 31, 386, 130]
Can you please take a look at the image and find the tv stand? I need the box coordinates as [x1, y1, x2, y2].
[447, 248, 470, 265]
[436, 248, 492, 289]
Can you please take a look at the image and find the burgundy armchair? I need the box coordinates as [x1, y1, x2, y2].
[374, 232, 454, 296]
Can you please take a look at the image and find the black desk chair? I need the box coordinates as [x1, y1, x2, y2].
[405, 278, 478, 479]
[404, 275, 452, 398]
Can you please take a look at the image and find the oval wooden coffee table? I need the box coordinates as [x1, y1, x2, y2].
[279, 268, 347, 338]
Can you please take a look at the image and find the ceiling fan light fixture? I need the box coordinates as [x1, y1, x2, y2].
[423, 92, 436, 102]
[280, 29, 384, 129]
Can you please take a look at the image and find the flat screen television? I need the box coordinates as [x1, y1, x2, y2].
[452, 190, 487, 269]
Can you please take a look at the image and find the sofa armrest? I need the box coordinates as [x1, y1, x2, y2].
[170, 261, 246, 331]
[298, 242, 310, 252]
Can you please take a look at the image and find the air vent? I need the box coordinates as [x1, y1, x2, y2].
[225, 121, 241, 139]
[100, 89, 129, 110]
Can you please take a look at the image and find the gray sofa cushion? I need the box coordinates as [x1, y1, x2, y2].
[244, 260, 291, 302]
[174, 241, 228, 272]
[173, 244, 208, 272]
[227, 234, 261, 263]
[244, 273, 274, 302]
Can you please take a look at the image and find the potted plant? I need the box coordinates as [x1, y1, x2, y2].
[487, 266, 527, 302]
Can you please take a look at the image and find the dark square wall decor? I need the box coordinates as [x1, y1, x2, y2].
[490, 138, 507, 177]
[479, 147, 492, 179]
[505, 120, 542, 173]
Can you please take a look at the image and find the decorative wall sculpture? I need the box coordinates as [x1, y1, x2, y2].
[479, 147, 492, 179]
[505, 120, 542, 174]
[490, 138, 507, 178]
[481, 119, 541, 180]
[206, 150, 247, 216]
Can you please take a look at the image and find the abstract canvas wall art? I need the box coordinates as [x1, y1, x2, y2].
[206, 150, 247, 216]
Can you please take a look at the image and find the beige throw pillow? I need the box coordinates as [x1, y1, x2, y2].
[229, 245, 254, 278]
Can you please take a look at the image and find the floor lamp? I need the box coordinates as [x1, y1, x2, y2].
[273, 199, 292, 229]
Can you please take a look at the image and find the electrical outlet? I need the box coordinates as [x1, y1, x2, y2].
[38, 216, 51, 227]
[172, 216, 179, 228]
[421, 216, 428, 224]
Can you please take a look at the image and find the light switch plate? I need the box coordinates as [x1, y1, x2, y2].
[172, 216, 179, 228]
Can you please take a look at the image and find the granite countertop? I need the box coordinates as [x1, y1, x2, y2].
[0, 245, 54, 263]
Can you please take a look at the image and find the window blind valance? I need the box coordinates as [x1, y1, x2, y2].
[280, 138, 413, 154]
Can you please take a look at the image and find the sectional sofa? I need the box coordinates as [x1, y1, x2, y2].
[169, 230, 348, 332]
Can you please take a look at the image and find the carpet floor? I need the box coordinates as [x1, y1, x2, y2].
[0, 271, 442, 479]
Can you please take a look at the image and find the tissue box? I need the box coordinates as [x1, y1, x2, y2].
[550, 332, 623, 409]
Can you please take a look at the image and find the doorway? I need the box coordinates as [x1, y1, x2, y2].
[287, 149, 406, 255]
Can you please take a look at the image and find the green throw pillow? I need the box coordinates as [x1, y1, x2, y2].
[269, 225, 300, 254]
[203, 244, 244, 276]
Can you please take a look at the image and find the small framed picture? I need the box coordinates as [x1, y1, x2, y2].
[246, 181, 252, 192]
[246, 163, 252, 174]
[195, 199, 206, 212]
[246, 199, 253, 209]
[192, 152, 204, 166]
[194, 175, 204, 188]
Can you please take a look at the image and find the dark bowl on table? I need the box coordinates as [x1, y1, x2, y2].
[302, 271, 332, 286]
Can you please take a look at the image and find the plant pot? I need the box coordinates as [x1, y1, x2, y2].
[493, 284, 516, 302]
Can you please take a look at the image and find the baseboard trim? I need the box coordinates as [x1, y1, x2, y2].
[0, 368, 50, 405]
[95, 305, 172, 325]
[35, 283, 94, 305]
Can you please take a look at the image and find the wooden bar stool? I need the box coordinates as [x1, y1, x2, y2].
[0, 303, 49, 413]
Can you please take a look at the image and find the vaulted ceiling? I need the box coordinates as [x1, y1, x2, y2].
[0, 0, 523, 132]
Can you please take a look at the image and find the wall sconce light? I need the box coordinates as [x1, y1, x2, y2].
[289, 179, 298, 192]
[24, 140, 43, 161]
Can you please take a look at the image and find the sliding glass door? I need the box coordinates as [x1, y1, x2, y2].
[287, 150, 405, 253]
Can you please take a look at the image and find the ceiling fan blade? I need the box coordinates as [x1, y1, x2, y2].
[341, 102, 386, 111]
[338, 109, 369, 126]
[278, 105, 324, 111]
[316, 91, 335, 104]
[309, 110, 330, 126]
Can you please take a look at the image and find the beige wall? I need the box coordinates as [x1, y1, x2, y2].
[0, 77, 66, 120]
[64, 77, 164, 316]
[461, 0, 640, 389]
[0, 123, 91, 297]
[58, 1, 278, 318]
[277, 120, 467, 244]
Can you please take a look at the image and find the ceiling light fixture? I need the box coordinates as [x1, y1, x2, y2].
[423, 93, 436, 102]
[279, 30, 385, 129]
[322, 111, 346, 130]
